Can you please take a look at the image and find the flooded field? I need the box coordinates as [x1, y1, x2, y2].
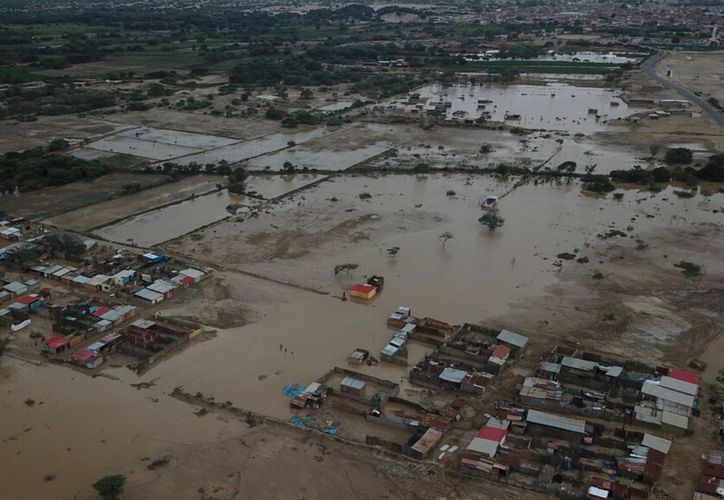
[95, 190, 239, 246]
[389, 82, 640, 132]
[156, 173, 723, 418]
[246, 141, 391, 171]
[47, 176, 223, 232]
[244, 173, 327, 199]
[84, 126, 240, 161]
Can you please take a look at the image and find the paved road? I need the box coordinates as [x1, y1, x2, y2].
[641, 51, 724, 128]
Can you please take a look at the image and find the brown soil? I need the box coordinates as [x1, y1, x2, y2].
[0, 173, 170, 220]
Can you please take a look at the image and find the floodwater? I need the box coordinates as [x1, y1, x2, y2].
[155, 174, 723, 419]
[168, 128, 327, 167]
[244, 173, 327, 200]
[462, 51, 641, 64]
[246, 141, 391, 171]
[3, 173, 722, 498]
[95, 190, 236, 246]
[391, 82, 639, 132]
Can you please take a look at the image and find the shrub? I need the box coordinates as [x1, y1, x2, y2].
[664, 147, 693, 165]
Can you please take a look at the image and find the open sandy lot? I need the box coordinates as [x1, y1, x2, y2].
[658, 50, 724, 103]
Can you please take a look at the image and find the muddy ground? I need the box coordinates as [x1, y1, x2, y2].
[0, 173, 170, 220]
[47, 175, 223, 231]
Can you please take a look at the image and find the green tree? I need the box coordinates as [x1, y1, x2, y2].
[48, 138, 70, 151]
[664, 147, 693, 165]
[479, 212, 504, 231]
[300, 88, 313, 99]
[93, 475, 125, 499]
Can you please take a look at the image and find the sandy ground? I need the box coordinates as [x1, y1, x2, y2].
[609, 71, 724, 154]
[0, 173, 170, 220]
[657, 50, 724, 103]
[47, 175, 223, 231]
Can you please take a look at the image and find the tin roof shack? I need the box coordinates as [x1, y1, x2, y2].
[134, 288, 164, 304]
[43, 336, 70, 354]
[121, 318, 202, 373]
[405, 427, 443, 460]
[620, 432, 671, 483]
[73, 349, 104, 370]
[559, 356, 624, 391]
[341, 377, 367, 397]
[125, 319, 159, 347]
[519, 377, 564, 408]
[695, 451, 724, 498]
[496, 329, 529, 356]
[146, 279, 177, 300]
[110, 269, 136, 287]
[290, 382, 328, 409]
[175, 268, 207, 284]
[3, 281, 29, 298]
[350, 283, 377, 300]
[387, 305, 411, 328]
[319, 367, 399, 407]
[525, 409, 592, 441]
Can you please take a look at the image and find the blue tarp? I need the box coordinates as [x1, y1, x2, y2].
[289, 415, 336, 435]
[282, 383, 305, 398]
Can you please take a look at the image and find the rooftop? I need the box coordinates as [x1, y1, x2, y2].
[526, 409, 587, 434]
[496, 329, 529, 348]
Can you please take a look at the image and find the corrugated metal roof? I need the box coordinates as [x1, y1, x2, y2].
[642, 433, 672, 455]
[561, 356, 598, 372]
[411, 428, 442, 456]
[496, 329, 528, 348]
[539, 361, 561, 373]
[340, 377, 365, 390]
[466, 437, 499, 457]
[3, 282, 28, 293]
[526, 409, 587, 434]
[130, 319, 156, 329]
[439, 367, 467, 384]
[659, 375, 698, 396]
[642, 380, 695, 407]
[381, 344, 398, 356]
[179, 268, 205, 279]
[661, 411, 688, 429]
[147, 280, 176, 294]
[134, 288, 164, 302]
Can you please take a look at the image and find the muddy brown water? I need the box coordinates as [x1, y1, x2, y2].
[2, 173, 722, 499]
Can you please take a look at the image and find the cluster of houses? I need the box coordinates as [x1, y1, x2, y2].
[518, 345, 701, 434]
[409, 322, 529, 395]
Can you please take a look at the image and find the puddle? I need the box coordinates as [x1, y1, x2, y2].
[317, 101, 354, 112]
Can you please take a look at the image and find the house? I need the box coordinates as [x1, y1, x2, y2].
[177, 268, 205, 283]
[134, 288, 164, 304]
[407, 427, 443, 459]
[87, 274, 112, 292]
[142, 252, 166, 265]
[111, 269, 135, 287]
[641, 379, 695, 416]
[496, 329, 529, 354]
[125, 319, 158, 347]
[0, 226, 21, 240]
[350, 283, 376, 300]
[526, 409, 591, 439]
[3, 281, 28, 298]
[146, 279, 176, 300]
[467, 425, 508, 458]
[439, 367, 468, 388]
[43, 336, 70, 354]
[340, 377, 366, 397]
[487, 344, 511, 374]
[73, 349, 104, 369]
